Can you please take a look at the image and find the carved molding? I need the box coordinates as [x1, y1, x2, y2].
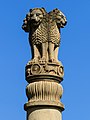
[25, 62, 64, 82]
[24, 100, 64, 111]
[26, 81, 63, 102]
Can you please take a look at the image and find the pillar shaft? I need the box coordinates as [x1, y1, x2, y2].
[24, 62, 64, 120]
[27, 107, 62, 120]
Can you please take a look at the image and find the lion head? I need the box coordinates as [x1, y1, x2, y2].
[22, 8, 46, 32]
[30, 8, 46, 26]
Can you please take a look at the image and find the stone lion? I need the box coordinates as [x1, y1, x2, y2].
[22, 8, 48, 63]
[48, 8, 67, 62]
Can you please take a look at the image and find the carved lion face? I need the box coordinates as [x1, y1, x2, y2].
[30, 9, 44, 26]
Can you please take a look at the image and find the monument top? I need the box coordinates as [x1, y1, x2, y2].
[22, 7, 67, 63]
[22, 8, 67, 81]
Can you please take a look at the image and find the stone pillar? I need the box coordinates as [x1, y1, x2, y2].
[22, 7, 67, 120]
[24, 62, 64, 120]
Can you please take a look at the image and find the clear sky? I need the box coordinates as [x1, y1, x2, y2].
[0, 0, 90, 120]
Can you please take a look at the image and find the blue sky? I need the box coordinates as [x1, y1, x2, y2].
[0, 0, 90, 120]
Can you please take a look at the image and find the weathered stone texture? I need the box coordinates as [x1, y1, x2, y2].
[22, 7, 67, 120]
[22, 7, 67, 63]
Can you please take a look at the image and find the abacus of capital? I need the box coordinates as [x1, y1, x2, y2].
[22, 7, 67, 120]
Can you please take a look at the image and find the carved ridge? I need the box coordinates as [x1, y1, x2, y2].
[26, 81, 63, 102]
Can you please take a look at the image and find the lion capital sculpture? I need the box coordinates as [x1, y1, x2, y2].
[22, 7, 67, 63]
